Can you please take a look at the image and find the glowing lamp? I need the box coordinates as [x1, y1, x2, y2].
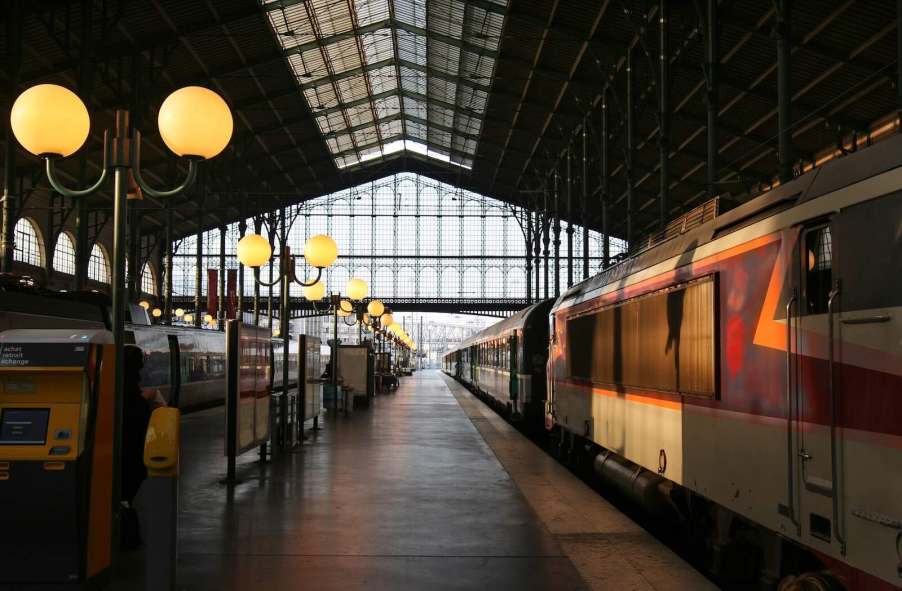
[304, 280, 326, 301]
[138, 300, 151, 310]
[346, 278, 368, 301]
[381, 313, 394, 327]
[367, 299, 384, 317]
[273, 328, 281, 338]
[204, 314, 214, 324]
[175, 308, 185, 318]
[151, 308, 162, 318]
[236, 233, 272, 268]
[303, 234, 338, 268]
[183, 314, 193, 324]
[10, 84, 90, 158]
[157, 86, 233, 159]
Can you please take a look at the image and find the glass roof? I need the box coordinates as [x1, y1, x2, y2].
[261, 0, 508, 169]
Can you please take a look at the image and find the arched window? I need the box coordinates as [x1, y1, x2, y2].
[88, 244, 111, 284]
[13, 218, 44, 267]
[52, 232, 76, 275]
[140, 263, 156, 295]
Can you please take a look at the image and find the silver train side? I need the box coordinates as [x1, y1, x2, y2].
[0, 282, 298, 411]
[442, 299, 552, 426]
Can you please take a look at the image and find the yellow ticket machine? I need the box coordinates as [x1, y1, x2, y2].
[0, 329, 115, 588]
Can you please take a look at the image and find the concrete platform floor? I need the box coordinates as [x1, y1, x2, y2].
[165, 370, 714, 590]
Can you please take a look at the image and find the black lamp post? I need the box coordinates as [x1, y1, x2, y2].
[9, 83, 233, 551]
[236, 236, 337, 439]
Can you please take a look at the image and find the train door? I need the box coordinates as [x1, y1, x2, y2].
[508, 333, 518, 405]
[168, 335, 181, 408]
[545, 314, 556, 430]
[788, 219, 845, 553]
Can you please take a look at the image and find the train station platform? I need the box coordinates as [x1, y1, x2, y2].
[164, 370, 714, 590]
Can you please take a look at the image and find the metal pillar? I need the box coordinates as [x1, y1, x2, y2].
[552, 172, 560, 297]
[601, 93, 611, 268]
[542, 206, 550, 300]
[109, 113, 131, 567]
[163, 204, 173, 324]
[279, 246, 290, 442]
[218, 224, 226, 329]
[331, 296, 340, 407]
[253, 216, 262, 326]
[706, 0, 719, 197]
[1, 121, 15, 274]
[533, 210, 541, 301]
[194, 202, 203, 328]
[523, 214, 532, 303]
[127, 210, 139, 301]
[565, 149, 573, 288]
[525, 214, 533, 303]
[238, 218, 247, 324]
[898, 0, 902, 116]
[1, 0, 21, 274]
[776, 0, 793, 183]
[73, 199, 89, 290]
[266, 212, 276, 331]
[659, 0, 670, 230]
[581, 127, 592, 280]
[626, 47, 635, 247]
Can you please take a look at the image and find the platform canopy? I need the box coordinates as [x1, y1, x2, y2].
[3, 0, 899, 243]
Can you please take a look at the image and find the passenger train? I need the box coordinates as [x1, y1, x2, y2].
[0, 277, 298, 411]
[445, 133, 902, 588]
[447, 300, 553, 427]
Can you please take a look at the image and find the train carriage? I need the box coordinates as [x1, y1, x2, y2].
[548, 133, 902, 587]
[0, 281, 299, 412]
[444, 299, 553, 423]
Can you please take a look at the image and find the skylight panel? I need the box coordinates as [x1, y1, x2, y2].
[427, 0, 465, 38]
[399, 65, 426, 95]
[361, 29, 394, 64]
[406, 120, 427, 141]
[354, 0, 390, 25]
[265, 4, 315, 51]
[309, 0, 354, 36]
[369, 64, 398, 94]
[297, 47, 329, 80]
[426, 38, 460, 76]
[428, 104, 455, 128]
[402, 96, 427, 119]
[345, 102, 375, 127]
[397, 30, 426, 66]
[324, 37, 363, 74]
[427, 77, 457, 104]
[379, 119, 403, 137]
[336, 75, 371, 104]
[304, 85, 338, 111]
[337, 133, 357, 152]
[394, 0, 427, 28]
[261, 0, 507, 168]
[373, 95, 401, 119]
[429, 129, 452, 149]
[353, 126, 380, 147]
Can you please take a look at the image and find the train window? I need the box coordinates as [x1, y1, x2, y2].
[803, 225, 833, 315]
[566, 275, 717, 397]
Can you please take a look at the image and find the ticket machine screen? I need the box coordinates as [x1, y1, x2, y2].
[0, 409, 50, 445]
